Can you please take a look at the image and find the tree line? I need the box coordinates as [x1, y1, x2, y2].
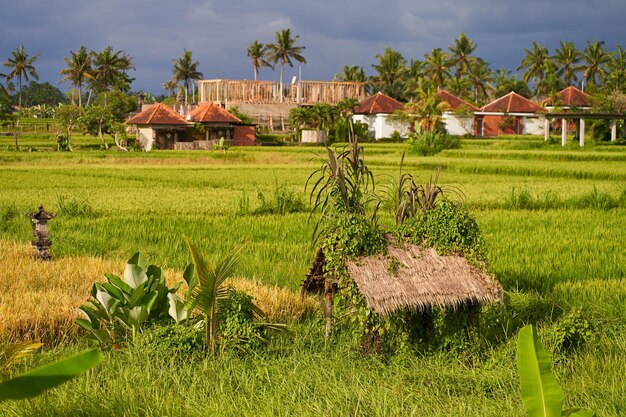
[334, 35, 626, 106]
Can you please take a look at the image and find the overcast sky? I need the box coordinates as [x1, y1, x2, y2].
[2, 0, 625, 94]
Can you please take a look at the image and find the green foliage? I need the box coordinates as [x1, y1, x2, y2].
[19, 81, 66, 107]
[76, 253, 183, 346]
[253, 181, 306, 215]
[407, 131, 460, 156]
[56, 194, 96, 217]
[93, 91, 137, 121]
[56, 134, 71, 151]
[138, 323, 204, 357]
[398, 200, 486, 262]
[550, 309, 594, 353]
[184, 239, 286, 354]
[517, 324, 596, 417]
[0, 349, 102, 402]
[228, 106, 253, 124]
[0, 341, 42, 378]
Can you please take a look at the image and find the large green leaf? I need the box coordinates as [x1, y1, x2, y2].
[123, 263, 148, 288]
[517, 325, 563, 417]
[167, 293, 188, 324]
[0, 349, 102, 402]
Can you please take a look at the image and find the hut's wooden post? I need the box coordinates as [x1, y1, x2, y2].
[324, 278, 333, 337]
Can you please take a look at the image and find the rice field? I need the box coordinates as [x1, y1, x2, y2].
[0, 134, 625, 415]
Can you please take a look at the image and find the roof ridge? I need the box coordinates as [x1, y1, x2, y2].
[146, 103, 161, 124]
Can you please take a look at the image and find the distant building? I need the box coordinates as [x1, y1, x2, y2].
[352, 92, 408, 140]
[125, 102, 255, 150]
[432, 90, 480, 136]
[474, 92, 546, 137]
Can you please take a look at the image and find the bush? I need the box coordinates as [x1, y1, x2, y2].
[398, 200, 486, 262]
[252, 182, 306, 215]
[407, 131, 460, 156]
[139, 323, 204, 357]
[218, 290, 268, 353]
[550, 308, 594, 353]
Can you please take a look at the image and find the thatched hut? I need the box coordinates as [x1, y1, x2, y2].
[302, 243, 503, 317]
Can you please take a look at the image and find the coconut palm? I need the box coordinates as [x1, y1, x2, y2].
[580, 41, 611, 87]
[266, 29, 307, 102]
[246, 40, 273, 81]
[3, 46, 39, 107]
[607, 45, 626, 92]
[335, 65, 366, 82]
[59, 46, 92, 107]
[162, 79, 178, 98]
[407, 87, 450, 133]
[517, 41, 551, 84]
[172, 49, 203, 106]
[424, 48, 452, 90]
[553, 41, 580, 86]
[467, 58, 494, 104]
[448, 33, 477, 80]
[92, 47, 135, 106]
[371, 48, 408, 100]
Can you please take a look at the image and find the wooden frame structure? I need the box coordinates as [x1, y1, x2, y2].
[198, 79, 367, 106]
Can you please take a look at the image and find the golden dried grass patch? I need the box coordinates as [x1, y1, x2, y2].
[0, 240, 318, 344]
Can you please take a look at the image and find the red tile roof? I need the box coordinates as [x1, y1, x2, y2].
[543, 86, 591, 107]
[434, 90, 480, 111]
[125, 103, 188, 125]
[189, 102, 241, 123]
[480, 92, 545, 113]
[354, 92, 404, 114]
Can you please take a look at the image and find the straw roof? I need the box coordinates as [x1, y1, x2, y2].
[346, 245, 503, 316]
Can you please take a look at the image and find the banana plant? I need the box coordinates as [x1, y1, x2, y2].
[77, 253, 183, 345]
[517, 325, 596, 417]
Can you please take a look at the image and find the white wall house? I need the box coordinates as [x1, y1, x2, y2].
[352, 92, 408, 140]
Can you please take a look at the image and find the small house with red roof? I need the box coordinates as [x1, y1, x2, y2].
[434, 90, 480, 136]
[126, 102, 255, 150]
[543, 86, 592, 110]
[125, 103, 189, 151]
[352, 92, 408, 140]
[474, 92, 546, 137]
[189, 102, 255, 146]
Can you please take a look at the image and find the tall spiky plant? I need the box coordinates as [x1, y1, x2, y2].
[184, 238, 240, 354]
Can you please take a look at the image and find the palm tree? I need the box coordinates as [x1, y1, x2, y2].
[607, 45, 626, 92]
[424, 48, 452, 89]
[580, 41, 611, 87]
[371, 47, 408, 100]
[3, 46, 39, 107]
[334, 65, 366, 82]
[553, 41, 580, 86]
[266, 29, 307, 102]
[517, 41, 551, 85]
[162, 79, 178, 98]
[92, 47, 135, 106]
[59, 46, 92, 107]
[172, 49, 203, 106]
[246, 40, 273, 81]
[448, 33, 477, 80]
[467, 58, 494, 104]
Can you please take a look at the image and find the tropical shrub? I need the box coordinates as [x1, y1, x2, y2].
[253, 181, 306, 215]
[138, 324, 204, 357]
[76, 253, 184, 346]
[407, 131, 460, 156]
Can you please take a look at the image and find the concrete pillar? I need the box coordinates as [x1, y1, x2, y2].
[611, 120, 617, 142]
[544, 118, 550, 141]
[579, 118, 585, 147]
[561, 118, 567, 146]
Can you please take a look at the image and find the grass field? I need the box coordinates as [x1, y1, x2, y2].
[0, 134, 625, 416]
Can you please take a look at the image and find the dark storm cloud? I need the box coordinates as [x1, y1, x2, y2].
[2, 0, 625, 93]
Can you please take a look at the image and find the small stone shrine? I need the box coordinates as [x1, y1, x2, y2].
[28, 205, 55, 260]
